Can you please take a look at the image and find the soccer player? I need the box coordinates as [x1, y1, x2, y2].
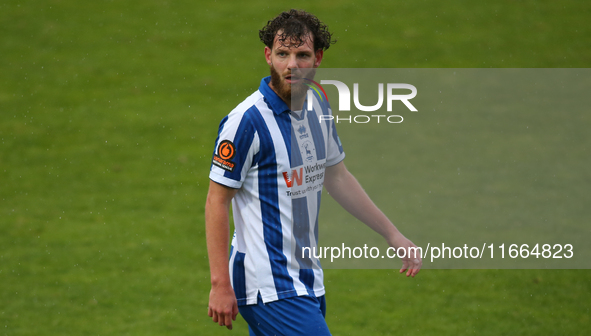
[206, 9, 422, 335]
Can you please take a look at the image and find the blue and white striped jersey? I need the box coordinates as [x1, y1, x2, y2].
[209, 76, 345, 306]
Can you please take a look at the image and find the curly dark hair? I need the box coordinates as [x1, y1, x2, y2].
[259, 9, 336, 51]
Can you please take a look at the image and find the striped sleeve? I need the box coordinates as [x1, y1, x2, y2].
[209, 107, 259, 189]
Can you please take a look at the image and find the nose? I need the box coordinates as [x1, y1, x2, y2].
[287, 54, 298, 70]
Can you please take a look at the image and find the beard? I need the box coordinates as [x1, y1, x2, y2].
[270, 65, 314, 106]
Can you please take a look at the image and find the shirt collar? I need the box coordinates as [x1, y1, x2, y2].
[259, 76, 290, 115]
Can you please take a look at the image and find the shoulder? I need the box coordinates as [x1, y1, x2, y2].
[306, 85, 332, 115]
[223, 91, 268, 127]
[216, 91, 263, 133]
[231, 90, 264, 115]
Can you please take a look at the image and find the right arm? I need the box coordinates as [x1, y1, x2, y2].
[205, 180, 239, 330]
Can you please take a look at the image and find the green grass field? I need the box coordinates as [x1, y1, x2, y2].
[1, 0, 590, 335]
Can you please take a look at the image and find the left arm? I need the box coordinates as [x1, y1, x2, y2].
[324, 161, 422, 277]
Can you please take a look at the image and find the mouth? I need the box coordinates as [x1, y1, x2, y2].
[285, 74, 303, 84]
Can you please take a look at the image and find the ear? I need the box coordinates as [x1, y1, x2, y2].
[264, 46, 273, 66]
[314, 49, 324, 68]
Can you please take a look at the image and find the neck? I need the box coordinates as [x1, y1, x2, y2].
[289, 97, 305, 111]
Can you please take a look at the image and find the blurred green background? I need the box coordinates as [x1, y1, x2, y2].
[1, 0, 589, 335]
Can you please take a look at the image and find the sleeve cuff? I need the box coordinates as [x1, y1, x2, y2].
[209, 171, 243, 189]
[326, 152, 346, 167]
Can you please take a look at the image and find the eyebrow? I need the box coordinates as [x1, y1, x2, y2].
[274, 47, 313, 55]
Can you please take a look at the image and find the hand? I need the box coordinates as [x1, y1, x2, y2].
[208, 283, 239, 330]
[388, 233, 422, 277]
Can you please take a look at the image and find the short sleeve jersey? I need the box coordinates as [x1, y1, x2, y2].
[209, 76, 345, 306]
